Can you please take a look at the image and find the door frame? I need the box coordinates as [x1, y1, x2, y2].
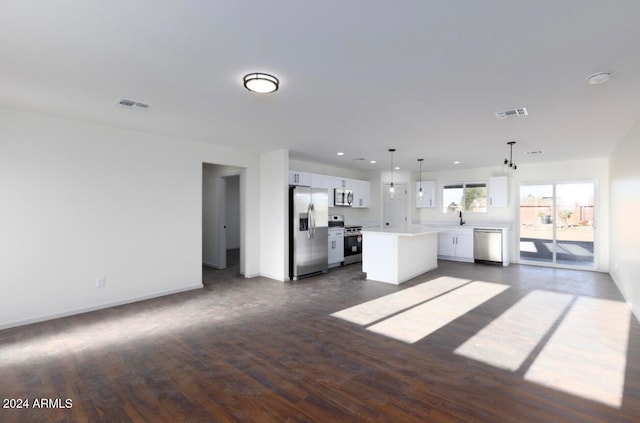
[517, 180, 597, 270]
[218, 172, 243, 271]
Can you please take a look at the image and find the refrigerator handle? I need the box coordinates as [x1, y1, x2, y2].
[307, 203, 314, 239]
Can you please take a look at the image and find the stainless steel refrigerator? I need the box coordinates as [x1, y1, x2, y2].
[289, 186, 328, 280]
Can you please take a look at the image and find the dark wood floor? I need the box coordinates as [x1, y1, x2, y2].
[2, 257, 640, 422]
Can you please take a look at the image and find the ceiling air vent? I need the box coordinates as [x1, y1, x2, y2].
[116, 98, 151, 110]
[495, 107, 528, 120]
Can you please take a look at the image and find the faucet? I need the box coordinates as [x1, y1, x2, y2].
[459, 211, 465, 226]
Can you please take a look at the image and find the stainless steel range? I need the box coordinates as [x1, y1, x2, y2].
[328, 215, 345, 267]
[343, 225, 363, 265]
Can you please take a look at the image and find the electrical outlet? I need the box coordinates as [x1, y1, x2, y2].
[96, 276, 106, 288]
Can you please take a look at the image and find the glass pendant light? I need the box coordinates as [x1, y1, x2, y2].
[417, 158, 424, 197]
[389, 148, 396, 194]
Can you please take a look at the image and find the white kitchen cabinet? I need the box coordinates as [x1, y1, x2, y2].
[310, 173, 331, 189]
[437, 228, 474, 262]
[332, 177, 350, 189]
[328, 232, 344, 266]
[416, 180, 436, 208]
[288, 170, 311, 186]
[352, 179, 370, 208]
[329, 177, 370, 208]
[488, 176, 508, 207]
[310, 173, 334, 205]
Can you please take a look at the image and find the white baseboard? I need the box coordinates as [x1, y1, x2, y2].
[259, 272, 287, 281]
[202, 261, 222, 269]
[610, 272, 639, 324]
[0, 283, 203, 331]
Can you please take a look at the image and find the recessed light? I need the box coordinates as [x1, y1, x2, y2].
[587, 72, 611, 85]
[370, 160, 377, 164]
[243, 73, 279, 93]
[337, 152, 344, 156]
[453, 161, 461, 165]
[394, 166, 400, 170]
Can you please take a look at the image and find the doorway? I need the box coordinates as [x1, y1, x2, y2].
[383, 183, 407, 228]
[518, 182, 595, 269]
[202, 164, 243, 284]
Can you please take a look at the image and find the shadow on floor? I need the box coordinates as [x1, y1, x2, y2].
[519, 238, 594, 266]
[203, 248, 240, 285]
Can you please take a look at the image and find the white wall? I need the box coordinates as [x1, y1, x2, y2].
[260, 149, 288, 281]
[609, 118, 640, 318]
[0, 107, 261, 329]
[411, 159, 610, 272]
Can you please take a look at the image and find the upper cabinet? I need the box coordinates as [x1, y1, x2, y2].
[290, 170, 371, 208]
[351, 179, 370, 208]
[488, 176, 508, 207]
[288, 170, 311, 186]
[311, 173, 333, 190]
[311, 173, 335, 206]
[416, 180, 437, 208]
[332, 177, 350, 189]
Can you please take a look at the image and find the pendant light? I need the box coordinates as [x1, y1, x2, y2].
[389, 148, 396, 193]
[417, 158, 424, 197]
[503, 141, 517, 174]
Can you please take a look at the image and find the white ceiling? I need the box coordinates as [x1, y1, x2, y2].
[2, 1, 640, 172]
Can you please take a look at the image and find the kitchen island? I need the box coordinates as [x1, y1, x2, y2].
[361, 226, 442, 285]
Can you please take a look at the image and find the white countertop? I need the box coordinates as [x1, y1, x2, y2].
[361, 226, 444, 237]
[414, 222, 512, 230]
[359, 222, 512, 233]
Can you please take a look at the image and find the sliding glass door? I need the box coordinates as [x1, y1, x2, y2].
[519, 183, 595, 269]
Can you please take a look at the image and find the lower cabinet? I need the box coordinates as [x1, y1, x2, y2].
[437, 228, 474, 262]
[328, 233, 344, 266]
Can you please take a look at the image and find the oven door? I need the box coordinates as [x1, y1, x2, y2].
[344, 233, 362, 257]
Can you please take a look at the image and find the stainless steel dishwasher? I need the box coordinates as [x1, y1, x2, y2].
[473, 228, 503, 264]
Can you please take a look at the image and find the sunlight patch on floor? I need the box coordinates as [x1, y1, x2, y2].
[556, 243, 593, 257]
[0, 296, 225, 367]
[366, 281, 509, 343]
[524, 297, 631, 408]
[454, 290, 573, 370]
[331, 276, 470, 325]
[519, 241, 538, 253]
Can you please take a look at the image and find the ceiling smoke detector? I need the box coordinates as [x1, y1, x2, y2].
[116, 98, 150, 110]
[495, 107, 528, 120]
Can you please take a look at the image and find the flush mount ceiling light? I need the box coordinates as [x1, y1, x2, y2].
[588, 72, 611, 85]
[503, 141, 518, 174]
[243, 73, 279, 93]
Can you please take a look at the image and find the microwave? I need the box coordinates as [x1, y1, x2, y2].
[334, 188, 353, 207]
